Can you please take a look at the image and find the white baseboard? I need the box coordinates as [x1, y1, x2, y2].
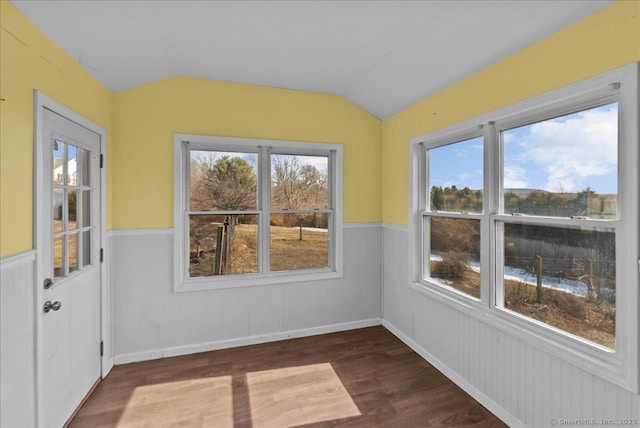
[102, 358, 114, 378]
[114, 318, 382, 365]
[381, 319, 522, 428]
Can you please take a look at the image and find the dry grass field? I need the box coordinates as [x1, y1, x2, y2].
[190, 225, 328, 277]
[270, 226, 328, 271]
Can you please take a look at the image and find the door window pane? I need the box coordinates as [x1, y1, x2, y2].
[270, 213, 329, 271]
[428, 217, 481, 298]
[82, 231, 91, 268]
[189, 214, 258, 277]
[503, 103, 618, 219]
[81, 190, 91, 227]
[67, 144, 78, 186]
[54, 236, 64, 279]
[53, 189, 64, 233]
[271, 154, 328, 210]
[53, 140, 65, 185]
[79, 148, 90, 186]
[68, 190, 78, 230]
[502, 223, 615, 349]
[429, 137, 483, 213]
[68, 233, 78, 274]
[189, 150, 258, 211]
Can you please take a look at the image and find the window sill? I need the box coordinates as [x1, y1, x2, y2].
[410, 281, 634, 393]
[175, 269, 343, 292]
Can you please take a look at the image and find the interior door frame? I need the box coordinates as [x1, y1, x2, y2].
[33, 91, 111, 427]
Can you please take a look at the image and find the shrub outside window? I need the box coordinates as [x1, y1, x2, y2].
[423, 136, 484, 299]
[174, 135, 343, 290]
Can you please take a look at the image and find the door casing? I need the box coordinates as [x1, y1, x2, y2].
[33, 91, 111, 427]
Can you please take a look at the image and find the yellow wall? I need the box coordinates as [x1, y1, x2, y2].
[3, 0, 638, 251]
[0, 1, 112, 257]
[111, 77, 381, 229]
[381, 0, 640, 225]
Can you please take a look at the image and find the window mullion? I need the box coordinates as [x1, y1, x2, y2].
[184, 144, 192, 282]
[259, 146, 271, 274]
[422, 214, 430, 279]
[421, 145, 429, 279]
[492, 214, 619, 229]
[328, 150, 336, 269]
[77, 189, 83, 268]
[327, 150, 335, 211]
[422, 144, 429, 212]
[486, 122, 499, 308]
[422, 211, 483, 220]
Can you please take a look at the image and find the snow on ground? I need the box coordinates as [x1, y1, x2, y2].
[430, 254, 614, 298]
[301, 227, 328, 233]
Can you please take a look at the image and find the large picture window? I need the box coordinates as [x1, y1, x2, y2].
[411, 64, 638, 391]
[175, 136, 342, 290]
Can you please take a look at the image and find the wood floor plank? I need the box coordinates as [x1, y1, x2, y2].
[70, 326, 506, 427]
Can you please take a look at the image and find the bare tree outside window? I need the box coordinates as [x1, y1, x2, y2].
[189, 151, 258, 276]
[270, 154, 329, 269]
[187, 150, 333, 277]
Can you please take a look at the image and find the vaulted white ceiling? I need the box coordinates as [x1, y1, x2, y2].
[12, 0, 613, 119]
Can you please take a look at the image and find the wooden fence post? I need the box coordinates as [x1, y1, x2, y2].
[536, 255, 543, 303]
[223, 216, 231, 274]
[586, 258, 595, 302]
[213, 226, 223, 275]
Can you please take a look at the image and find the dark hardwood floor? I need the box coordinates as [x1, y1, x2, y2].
[70, 326, 506, 427]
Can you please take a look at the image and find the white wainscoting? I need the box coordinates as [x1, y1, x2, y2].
[1, 250, 37, 428]
[110, 224, 383, 364]
[382, 224, 640, 427]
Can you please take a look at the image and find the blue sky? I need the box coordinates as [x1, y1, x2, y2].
[53, 140, 77, 161]
[429, 136, 483, 190]
[429, 102, 618, 194]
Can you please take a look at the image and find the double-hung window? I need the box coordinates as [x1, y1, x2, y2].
[174, 135, 343, 290]
[422, 133, 485, 300]
[494, 99, 620, 350]
[411, 64, 639, 391]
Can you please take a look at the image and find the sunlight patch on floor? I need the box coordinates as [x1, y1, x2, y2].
[118, 376, 232, 427]
[246, 363, 361, 427]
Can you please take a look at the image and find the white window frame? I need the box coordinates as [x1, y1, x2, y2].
[419, 129, 487, 302]
[409, 63, 639, 392]
[174, 134, 343, 292]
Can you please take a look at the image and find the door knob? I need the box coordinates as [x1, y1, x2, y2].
[43, 301, 62, 313]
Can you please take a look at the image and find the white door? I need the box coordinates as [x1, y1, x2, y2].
[39, 108, 102, 427]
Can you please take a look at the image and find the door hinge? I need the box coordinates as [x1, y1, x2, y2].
[100, 248, 104, 262]
[100, 153, 104, 168]
[100, 341, 104, 357]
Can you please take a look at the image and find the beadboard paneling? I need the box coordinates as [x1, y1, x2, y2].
[111, 225, 383, 363]
[382, 224, 412, 334]
[0, 251, 37, 428]
[382, 225, 640, 427]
